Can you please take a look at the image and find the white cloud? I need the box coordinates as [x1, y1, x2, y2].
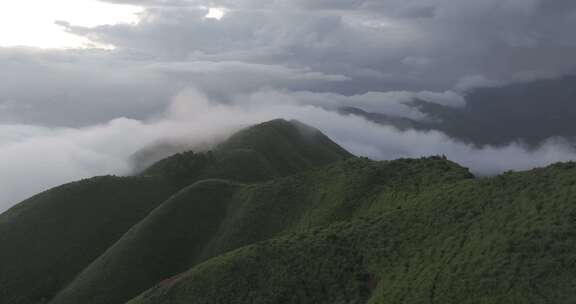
[241, 89, 464, 120]
[2, 88, 575, 212]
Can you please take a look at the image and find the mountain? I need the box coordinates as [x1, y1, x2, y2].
[344, 75, 576, 147]
[2, 119, 576, 303]
[130, 159, 576, 304]
[0, 119, 350, 304]
[129, 141, 197, 174]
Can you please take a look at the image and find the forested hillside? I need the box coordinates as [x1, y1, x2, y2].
[0, 119, 350, 304]
[130, 160, 576, 304]
[2, 119, 576, 304]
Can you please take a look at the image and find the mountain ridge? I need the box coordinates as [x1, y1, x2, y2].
[2, 119, 576, 303]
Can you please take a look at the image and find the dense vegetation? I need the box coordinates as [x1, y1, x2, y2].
[0, 175, 177, 304]
[130, 160, 576, 304]
[52, 157, 469, 304]
[2, 119, 576, 303]
[0, 119, 350, 304]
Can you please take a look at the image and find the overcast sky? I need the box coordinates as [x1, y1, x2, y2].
[1, 0, 576, 211]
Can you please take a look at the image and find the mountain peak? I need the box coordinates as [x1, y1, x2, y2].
[141, 119, 352, 185]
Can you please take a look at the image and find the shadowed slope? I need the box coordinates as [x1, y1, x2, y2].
[0, 176, 177, 304]
[51, 179, 242, 304]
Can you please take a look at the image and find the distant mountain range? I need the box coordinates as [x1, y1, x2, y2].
[2, 119, 576, 303]
[341, 75, 576, 147]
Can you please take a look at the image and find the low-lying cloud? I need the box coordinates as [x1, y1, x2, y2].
[1, 88, 575, 212]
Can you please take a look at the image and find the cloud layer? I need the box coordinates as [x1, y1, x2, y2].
[2, 89, 576, 212]
[4, 0, 576, 126]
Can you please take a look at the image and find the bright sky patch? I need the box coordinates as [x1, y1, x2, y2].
[0, 0, 141, 49]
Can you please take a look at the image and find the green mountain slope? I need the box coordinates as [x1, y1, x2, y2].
[0, 119, 350, 304]
[51, 157, 469, 304]
[130, 162, 576, 304]
[51, 179, 242, 304]
[4, 119, 576, 304]
[0, 176, 177, 304]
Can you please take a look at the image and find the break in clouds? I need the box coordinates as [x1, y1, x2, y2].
[2, 0, 576, 211]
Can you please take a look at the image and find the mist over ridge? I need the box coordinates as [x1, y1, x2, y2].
[2, 86, 576, 212]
